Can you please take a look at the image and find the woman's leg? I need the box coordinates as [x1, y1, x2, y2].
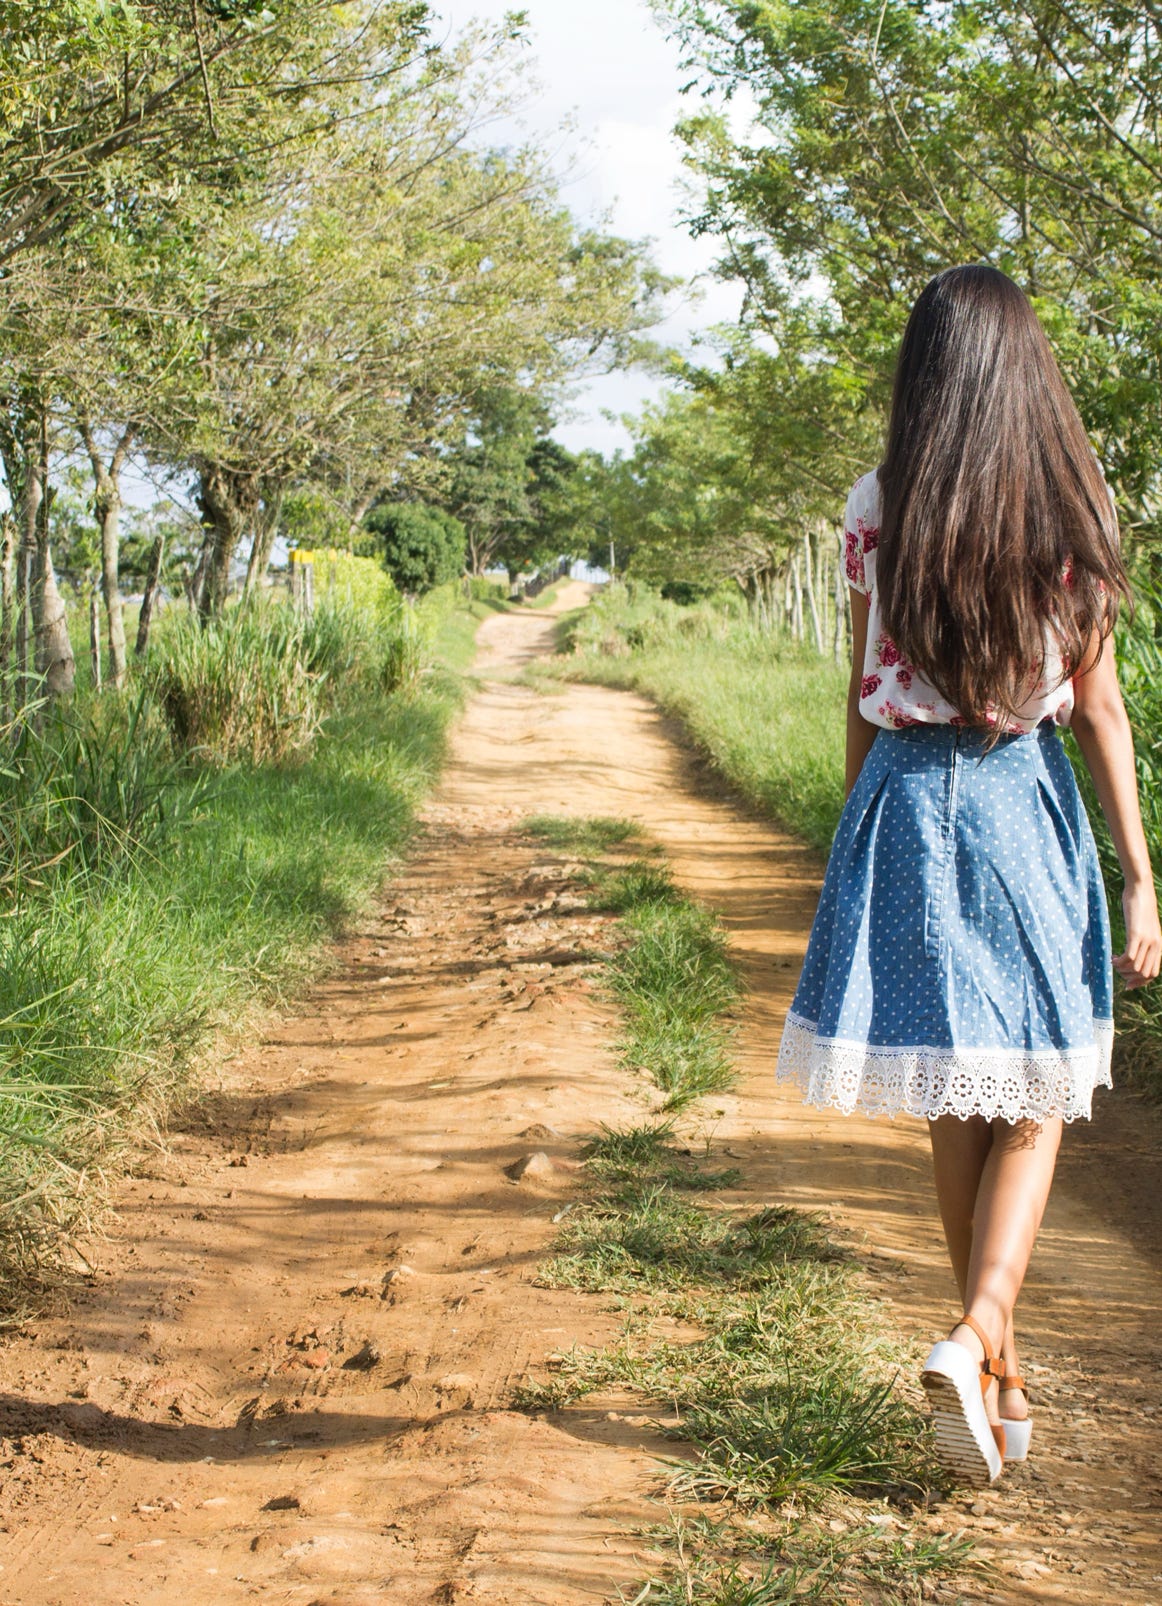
[928, 1114, 992, 1302]
[956, 1116, 1062, 1371]
[927, 1114, 1060, 1420]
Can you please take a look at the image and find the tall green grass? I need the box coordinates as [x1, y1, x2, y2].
[149, 586, 427, 765]
[0, 583, 477, 1315]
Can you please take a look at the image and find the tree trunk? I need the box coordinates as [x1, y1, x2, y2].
[0, 513, 14, 718]
[817, 530, 830, 648]
[98, 489, 126, 685]
[833, 533, 846, 663]
[346, 489, 375, 548]
[135, 533, 166, 657]
[802, 530, 823, 653]
[89, 581, 102, 692]
[15, 536, 31, 699]
[196, 463, 257, 618]
[467, 529, 484, 577]
[30, 411, 74, 697]
[243, 485, 285, 598]
[34, 537, 76, 697]
[791, 556, 803, 643]
[78, 421, 134, 689]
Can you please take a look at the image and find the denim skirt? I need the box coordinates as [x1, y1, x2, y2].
[776, 721, 1114, 1123]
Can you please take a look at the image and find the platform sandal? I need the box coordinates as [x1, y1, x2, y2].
[921, 1313, 1007, 1487]
[999, 1374, 1032, 1461]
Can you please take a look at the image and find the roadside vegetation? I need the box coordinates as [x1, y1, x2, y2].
[544, 584, 1162, 1102]
[516, 815, 978, 1605]
[0, 578, 503, 1319]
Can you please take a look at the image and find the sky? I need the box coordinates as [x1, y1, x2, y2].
[435, 0, 744, 457]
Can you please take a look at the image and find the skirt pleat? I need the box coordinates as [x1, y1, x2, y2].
[777, 721, 1114, 1123]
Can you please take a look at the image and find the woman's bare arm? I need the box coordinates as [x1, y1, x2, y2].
[1070, 632, 1161, 989]
[845, 589, 878, 796]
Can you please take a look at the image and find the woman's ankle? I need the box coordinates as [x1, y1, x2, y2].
[998, 1384, 1029, 1422]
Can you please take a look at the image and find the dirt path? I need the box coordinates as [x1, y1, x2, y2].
[0, 582, 1160, 1605]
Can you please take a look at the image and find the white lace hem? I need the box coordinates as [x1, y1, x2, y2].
[776, 1008, 1114, 1124]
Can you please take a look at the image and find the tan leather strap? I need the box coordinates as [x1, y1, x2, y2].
[956, 1313, 1005, 1394]
[1000, 1374, 1028, 1399]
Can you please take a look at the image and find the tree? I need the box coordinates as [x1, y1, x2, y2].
[150, 22, 666, 614]
[444, 388, 551, 576]
[660, 0, 1162, 545]
[364, 503, 466, 596]
[0, 1, 441, 691]
[0, 2, 433, 267]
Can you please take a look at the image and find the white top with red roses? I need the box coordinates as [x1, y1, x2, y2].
[844, 469, 1075, 734]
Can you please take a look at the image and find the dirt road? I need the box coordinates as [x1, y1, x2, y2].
[0, 582, 1159, 1604]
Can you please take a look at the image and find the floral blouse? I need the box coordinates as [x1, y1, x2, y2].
[844, 470, 1074, 734]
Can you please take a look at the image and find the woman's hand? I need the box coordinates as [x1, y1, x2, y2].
[1115, 878, 1162, 988]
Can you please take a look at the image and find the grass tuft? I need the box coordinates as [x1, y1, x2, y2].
[596, 861, 741, 1112]
[523, 814, 642, 854]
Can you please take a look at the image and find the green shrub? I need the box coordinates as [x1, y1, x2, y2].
[363, 500, 466, 595]
[150, 601, 324, 765]
[0, 694, 197, 883]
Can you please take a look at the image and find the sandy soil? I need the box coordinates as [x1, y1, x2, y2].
[0, 581, 1159, 1605]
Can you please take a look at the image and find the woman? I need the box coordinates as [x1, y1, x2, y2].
[776, 264, 1161, 1485]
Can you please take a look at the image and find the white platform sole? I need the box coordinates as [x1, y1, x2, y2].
[921, 1339, 1004, 1486]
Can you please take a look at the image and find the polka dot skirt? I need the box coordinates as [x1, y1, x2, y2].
[777, 721, 1114, 1123]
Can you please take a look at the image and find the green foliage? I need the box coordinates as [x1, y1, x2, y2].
[281, 487, 354, 555]
[660, 0, 1162, 545]
[364, 501, 467, 596]
[445, 386, 553, 576]
[441, 388, 608, 580]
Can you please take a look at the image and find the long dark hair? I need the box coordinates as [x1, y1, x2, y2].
[877, 265, 1128, 730]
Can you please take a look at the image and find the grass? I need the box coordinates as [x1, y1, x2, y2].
[596, 858, 742, 1112]
[513, 815, 977, 1605]
[0, 584, 481, 1317]
[524, 814, 642, 854]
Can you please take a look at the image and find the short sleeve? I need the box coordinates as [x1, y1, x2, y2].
[843, 482, 869, 596]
